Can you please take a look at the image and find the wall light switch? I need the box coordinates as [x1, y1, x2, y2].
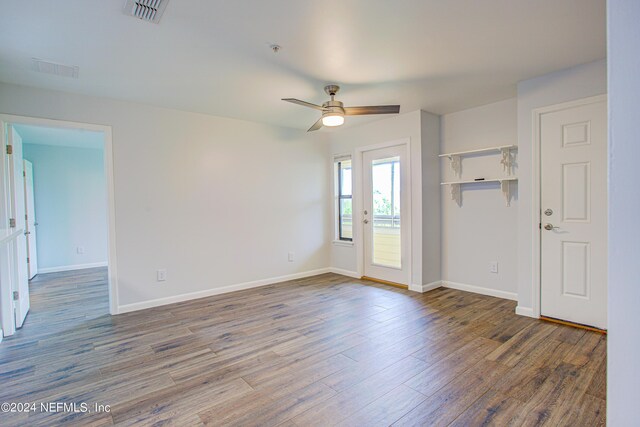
[77, 246, 85, 254]
[157, 269, 167, 282]
[489, 261, 499, 274]
[288, 252, 295, 262]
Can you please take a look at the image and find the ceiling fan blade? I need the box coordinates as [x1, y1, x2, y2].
[307, 118, 323, 132]
[344, 105, 400, 115]
[282, 98, 327, 111]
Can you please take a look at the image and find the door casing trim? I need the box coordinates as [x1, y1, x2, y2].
[354, 138, 412, 286]
[0, 113, 119, 316]
[531, 94, 607, 319]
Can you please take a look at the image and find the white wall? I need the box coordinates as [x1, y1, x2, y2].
[516, 59, 607, 313]
[440, 98, 518, 299]
[22, 143, 108, 272]
[421, 111, 441, 287]
[607, 0, 640, 424]
[328, 110, 440, 290]
[0, 83, 330, 311]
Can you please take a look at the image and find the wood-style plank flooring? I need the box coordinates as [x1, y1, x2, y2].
[0, 268, 606, 426]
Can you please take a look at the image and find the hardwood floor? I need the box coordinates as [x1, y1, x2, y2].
[0, 268, 606, 426]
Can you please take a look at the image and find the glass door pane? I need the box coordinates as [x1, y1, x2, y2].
[371, 156, 401, 268]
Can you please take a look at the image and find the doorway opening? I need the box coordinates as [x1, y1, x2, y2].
[359, 142, 411, 287]
[533, 95, 608, 330]
[0, 115, 117, 341]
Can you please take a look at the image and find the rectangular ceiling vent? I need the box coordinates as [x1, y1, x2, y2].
[123, 0, 169, 24]
[32, 58, 79, 78]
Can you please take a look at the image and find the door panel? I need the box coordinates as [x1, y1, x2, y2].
[24, 160, 38, 279]
[540, 99, 607, 329]
[8, 125, 30, 328]
[362, 145, 409, 285]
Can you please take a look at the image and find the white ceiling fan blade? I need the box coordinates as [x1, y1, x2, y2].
[344, 105, 400, 115]
[282, 98, 327, 111]
[307, 118, 323, 132]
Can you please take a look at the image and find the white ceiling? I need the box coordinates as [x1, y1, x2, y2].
[0, 0, 606, 130]
[14, 124, 104, 150]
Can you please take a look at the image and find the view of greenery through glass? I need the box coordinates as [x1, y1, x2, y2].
[371, 156, 401, 268]
[372, 159, 400, 228]
[338, 159, 353, 240]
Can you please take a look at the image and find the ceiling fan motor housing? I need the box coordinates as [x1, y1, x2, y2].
[322, 99, 345, 116]
[324, 84, 340, 96]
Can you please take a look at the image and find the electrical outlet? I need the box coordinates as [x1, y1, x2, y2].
[77, 246, 85, 254]
[288, 251, 295, 262]
[157, 269, 167, 282]
[489, 261, 499, 274]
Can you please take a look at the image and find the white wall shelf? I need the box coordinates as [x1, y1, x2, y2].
[440, 144, 518, 206]
[440, 144, 518, 177]
[439, 144, 518, 158]
[441, 177, 517, 207]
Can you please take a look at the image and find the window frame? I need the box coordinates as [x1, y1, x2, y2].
[335, 156, 353, 242]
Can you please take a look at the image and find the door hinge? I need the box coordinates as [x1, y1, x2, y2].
[6, 145, 13, 155]
[539, 223, 542, 230]
[27, 257, 30, 264]
[23, 170, 26, 177]
[12, 291, 19, 301]
[9, 218, 16, 228]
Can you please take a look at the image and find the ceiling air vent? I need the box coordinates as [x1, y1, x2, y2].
[32, 58, 79, 78]
[123, 0, 169, 24]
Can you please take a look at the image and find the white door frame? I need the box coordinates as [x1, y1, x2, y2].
[529, 94, 607, 319]
[0, 114, 119, 316]
[354, 138, 412, 284]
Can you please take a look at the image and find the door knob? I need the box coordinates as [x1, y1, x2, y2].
[544, 223, 558, 231]
[363, 219, 369, 224]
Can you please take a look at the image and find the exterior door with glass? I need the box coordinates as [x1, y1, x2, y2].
[362, 145, 409, 285]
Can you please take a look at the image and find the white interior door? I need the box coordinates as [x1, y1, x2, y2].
[0, 120, 16, 337]
[362, 145, 409, 285]
[7, 125, 30, 328]
[24, 160, 38, 279]
[540, 98, 607, 329]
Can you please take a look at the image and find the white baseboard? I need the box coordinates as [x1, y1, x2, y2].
[409, 280, 443, 293]
[117, 267, 332, 314]
[38, 262, 108, 274]
[329, 267, 361, 278]
[442, 280, 518, 301]
[515, 306, 536, 318]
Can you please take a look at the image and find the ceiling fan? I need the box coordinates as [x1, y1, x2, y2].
[282, 85, 400, 132]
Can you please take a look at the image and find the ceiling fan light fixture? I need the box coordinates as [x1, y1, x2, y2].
[282, 85, 400, 132]
[322, 113, 345, 127]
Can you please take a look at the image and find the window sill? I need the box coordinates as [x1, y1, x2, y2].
[332, 240, 354, 247]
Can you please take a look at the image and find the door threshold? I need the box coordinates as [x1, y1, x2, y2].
[361, 276, 408, 290]
[540, 316, 607, 334]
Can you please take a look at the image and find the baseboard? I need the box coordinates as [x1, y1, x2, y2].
[38, 262, 108, 274]
[442, 280, 518, 301]
[515, 306, 536, 318]
[409, 280, 443, 293]
[329, 267, 361, 278]
[117, 267, 332, 314]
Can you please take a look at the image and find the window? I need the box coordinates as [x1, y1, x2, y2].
[335, 157, 353, 241]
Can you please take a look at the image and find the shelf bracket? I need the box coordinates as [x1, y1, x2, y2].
[500, 147, 514, 175]
[450, 183, 461, 206]
[501, 180, 512, 207]
[448, 155, 462, 178]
